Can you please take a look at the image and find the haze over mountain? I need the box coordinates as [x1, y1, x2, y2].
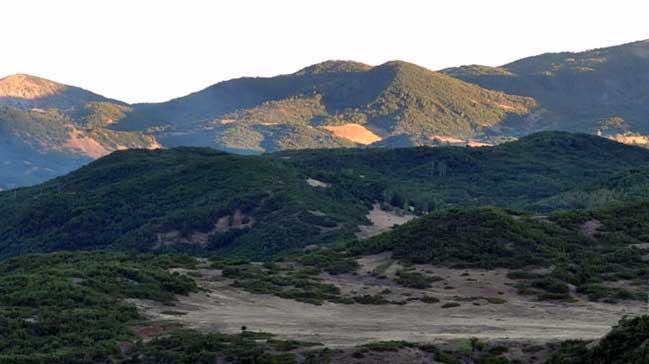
[3, 39, 649, 190]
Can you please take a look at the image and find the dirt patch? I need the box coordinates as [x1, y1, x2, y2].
[430, 135, 465, 144]
[467, 140, 492, 148]
[356, 204, 415, 239]
[306, 177, 330, 188]
[64, 128, 109, 158]
[157, 209, 253, 247]
[580, 219, 602, 239]
[324, 124, 382, 145]
[608, 133, 649, 146]
[215, 209, 254, 233]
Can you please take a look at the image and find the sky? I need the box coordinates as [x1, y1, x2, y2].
[2, 0, 648, 103]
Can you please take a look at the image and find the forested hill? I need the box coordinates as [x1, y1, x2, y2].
[445, 39, 649, 137]
[115, 60, 535, 148]
[1, 131, 649, 259]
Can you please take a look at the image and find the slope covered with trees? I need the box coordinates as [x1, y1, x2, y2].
[116, 60, 535, 151]
[1, 132, 649, 259]
[0, 252, 197, 363]
[445, 39, 649, 137]
[548, 315, 649, 364]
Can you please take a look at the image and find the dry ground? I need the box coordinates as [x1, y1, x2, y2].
[131, 254, 645, 348]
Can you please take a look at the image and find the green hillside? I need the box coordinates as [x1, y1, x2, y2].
[1, 132, 649, 259]
[117, 60, 535, 150]
[0, 252, 318, 363]
[445, 39, 649, 135]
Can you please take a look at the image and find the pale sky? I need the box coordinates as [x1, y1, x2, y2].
[2, 0, 648, 103]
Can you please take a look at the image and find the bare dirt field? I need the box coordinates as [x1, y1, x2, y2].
[131, 255, 645, 348]
[355, 204, 415, 239]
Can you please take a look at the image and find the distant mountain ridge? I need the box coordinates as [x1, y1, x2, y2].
[0, 73, 123, 109]
[0, 75, 159, 190]
[444, 39, 649, 137]
[115, 60, 534, 151]
[3, 38, 649, 189]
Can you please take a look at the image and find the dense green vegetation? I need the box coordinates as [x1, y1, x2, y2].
[445, 39, 649, 136]
[0, 147, 370, 259]
[548, 315, 649, 364]
[281, 131, 649, 212]
[124, 330, 318, 364]
[0, 252, 197, 363]
[2, 131, 649, 259]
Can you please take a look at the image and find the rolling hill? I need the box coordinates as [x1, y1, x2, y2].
[2, 132, 649, 259]
[115, 60, 535, 150]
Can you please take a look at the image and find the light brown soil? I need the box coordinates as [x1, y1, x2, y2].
[356, 204, 415, 239]
[324, 124, 382, 145]
[65, 128, 109, 158]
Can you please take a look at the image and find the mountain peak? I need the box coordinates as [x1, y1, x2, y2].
[295, 60, 372, 75]
[0, 74, 67, 99]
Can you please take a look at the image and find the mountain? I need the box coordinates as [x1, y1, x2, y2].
[0, 75, 160, 190]
[0, 73, 117, 109]
[4, 39, 649, 189]
[114, 60, 535, 151]
[444, 39, 649, 139]
[0, 64, 536, 188]
[2, 131, 649, 259]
